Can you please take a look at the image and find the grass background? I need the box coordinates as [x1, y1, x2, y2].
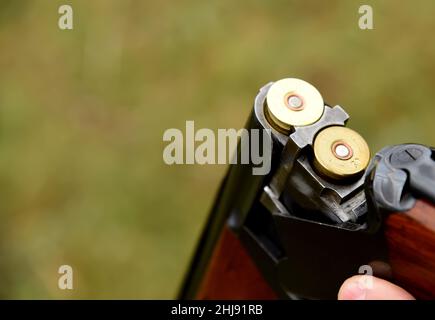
[0, 0, 434, 298]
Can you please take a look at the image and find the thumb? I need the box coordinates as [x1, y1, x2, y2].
[338, 275, 415, 300]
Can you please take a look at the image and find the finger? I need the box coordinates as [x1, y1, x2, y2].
[338, 275, 415, 300]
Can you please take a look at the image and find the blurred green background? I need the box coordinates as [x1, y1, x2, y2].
[0, 0, 433, 298]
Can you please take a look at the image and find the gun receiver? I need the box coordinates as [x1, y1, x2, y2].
[179, 78, 435, 300]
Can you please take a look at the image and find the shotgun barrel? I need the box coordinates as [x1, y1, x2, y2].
[179, 78, 435, 300]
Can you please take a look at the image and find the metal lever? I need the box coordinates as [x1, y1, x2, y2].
[365, 144, 435, 212]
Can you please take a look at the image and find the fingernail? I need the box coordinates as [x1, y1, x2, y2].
[341, 281, 367, 300]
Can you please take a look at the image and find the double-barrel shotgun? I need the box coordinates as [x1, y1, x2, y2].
[179, 78, 435, 300]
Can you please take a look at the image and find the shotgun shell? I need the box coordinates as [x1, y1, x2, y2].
[313, 126, 370, 180]
[265, 78, 324, 132]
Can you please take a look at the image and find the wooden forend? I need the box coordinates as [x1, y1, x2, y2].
[196, 200, 435, 299]
[196, 227, 277, 300]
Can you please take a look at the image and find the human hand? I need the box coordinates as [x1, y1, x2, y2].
[338, 275, 415, 300]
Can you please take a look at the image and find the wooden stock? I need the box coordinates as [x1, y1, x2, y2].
[385, 200, 435, 299]
[197, 200, 435, 300]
